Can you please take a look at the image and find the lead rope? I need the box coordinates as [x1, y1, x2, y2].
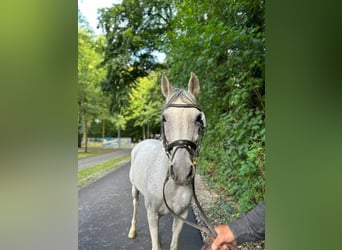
[162, 172, 238, 250]
[191, 176, 217, 237]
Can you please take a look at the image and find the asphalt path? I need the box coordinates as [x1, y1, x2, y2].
[78, 162, 203, 250]
[78, 148, 132, 171]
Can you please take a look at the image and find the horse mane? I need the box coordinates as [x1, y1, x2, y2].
[165, 88, 197, 107]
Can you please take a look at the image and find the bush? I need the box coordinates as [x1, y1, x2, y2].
[199, 105, 265, 212]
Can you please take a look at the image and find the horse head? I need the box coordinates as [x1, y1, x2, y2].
[161, 72, 206, 186]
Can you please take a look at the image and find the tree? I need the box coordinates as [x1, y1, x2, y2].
[98, 0, 171, 113]
[97, 0, 265, 212]
[125, 72, 163, 139]
[166, 0, 265, 211]
[78, 28, 108, 152]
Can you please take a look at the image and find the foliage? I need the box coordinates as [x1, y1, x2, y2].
[125, 72, 163, 139]
[165, 0, 265, 212]
[98, 0, 171, 113]
[97, 0, 265, 213]
[87, 119, 117, 138]
[201, 107, 265, 212]
[78, 28, 106, 119]
[78, 27, 110, 149]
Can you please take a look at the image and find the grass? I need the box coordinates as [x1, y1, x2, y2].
[78, 154, 131, 189]
[78, 149, 113, 159]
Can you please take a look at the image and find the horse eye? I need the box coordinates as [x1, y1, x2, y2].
[162, 114, 166, 122]
[195, 114, 203, 124]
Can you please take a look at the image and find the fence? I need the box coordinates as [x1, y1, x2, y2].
[85, 137, 132, 148]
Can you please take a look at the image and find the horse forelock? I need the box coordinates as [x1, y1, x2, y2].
[164, 88, 196, 107]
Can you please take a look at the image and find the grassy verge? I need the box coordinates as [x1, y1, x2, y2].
[78, 149, 113, 159]
[78, 154, 131, 189]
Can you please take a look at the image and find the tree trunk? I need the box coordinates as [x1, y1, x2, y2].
[84, 119, 88, 153]
[147, 122, 150, 139]
[117, 127, 121, 148]
[77, 111, 82, 148]
[142, 125, 146, 140]
[78, 133, 82, 148]
[102, 120, 105, 139]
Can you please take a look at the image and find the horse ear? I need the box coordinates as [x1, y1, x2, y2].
[161, 73, 171, 97]
[188, 72, 200, 97]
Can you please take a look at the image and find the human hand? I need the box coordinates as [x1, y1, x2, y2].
[211, 225, 237, 250]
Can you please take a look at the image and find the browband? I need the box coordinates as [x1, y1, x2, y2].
[163, 103, 202, 111]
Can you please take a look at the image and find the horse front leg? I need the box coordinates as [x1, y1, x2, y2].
[147, 209, 161, 250]
[170, 209, 188, 250]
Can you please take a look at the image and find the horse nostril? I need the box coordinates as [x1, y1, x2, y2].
[170, 165, 175, 179]
[187, 165, 195, 180]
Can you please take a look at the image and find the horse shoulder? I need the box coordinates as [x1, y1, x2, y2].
[131, 139, 163, 163]
[130, 139, 166, 195]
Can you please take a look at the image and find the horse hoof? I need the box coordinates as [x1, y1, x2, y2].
[128, 231, 136, 239]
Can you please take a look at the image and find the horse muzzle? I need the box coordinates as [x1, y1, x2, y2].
[165, 140, 198, 186]
[169, 163, 195, 186]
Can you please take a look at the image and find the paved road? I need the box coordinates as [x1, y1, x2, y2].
[78, 148, 132, 171]
[78, 162, 203, 250]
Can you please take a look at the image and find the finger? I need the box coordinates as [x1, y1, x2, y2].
[211, 240, 225, 250]
[211, 241, 219, 250]
[221, 244, 228, 250]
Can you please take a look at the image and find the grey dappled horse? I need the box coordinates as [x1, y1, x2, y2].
[128, 73, 206, 250]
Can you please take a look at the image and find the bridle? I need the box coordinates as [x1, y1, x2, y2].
[161, 103, 205, 164]
[160, 101, 238, 249]
[160, 102, 216, 235]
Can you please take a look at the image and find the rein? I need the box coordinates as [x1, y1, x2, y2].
[162, 172, 216, 236]
[162, 176, 238, 250]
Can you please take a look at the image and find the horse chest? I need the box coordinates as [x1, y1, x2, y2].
[159, 184, 193, 215]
